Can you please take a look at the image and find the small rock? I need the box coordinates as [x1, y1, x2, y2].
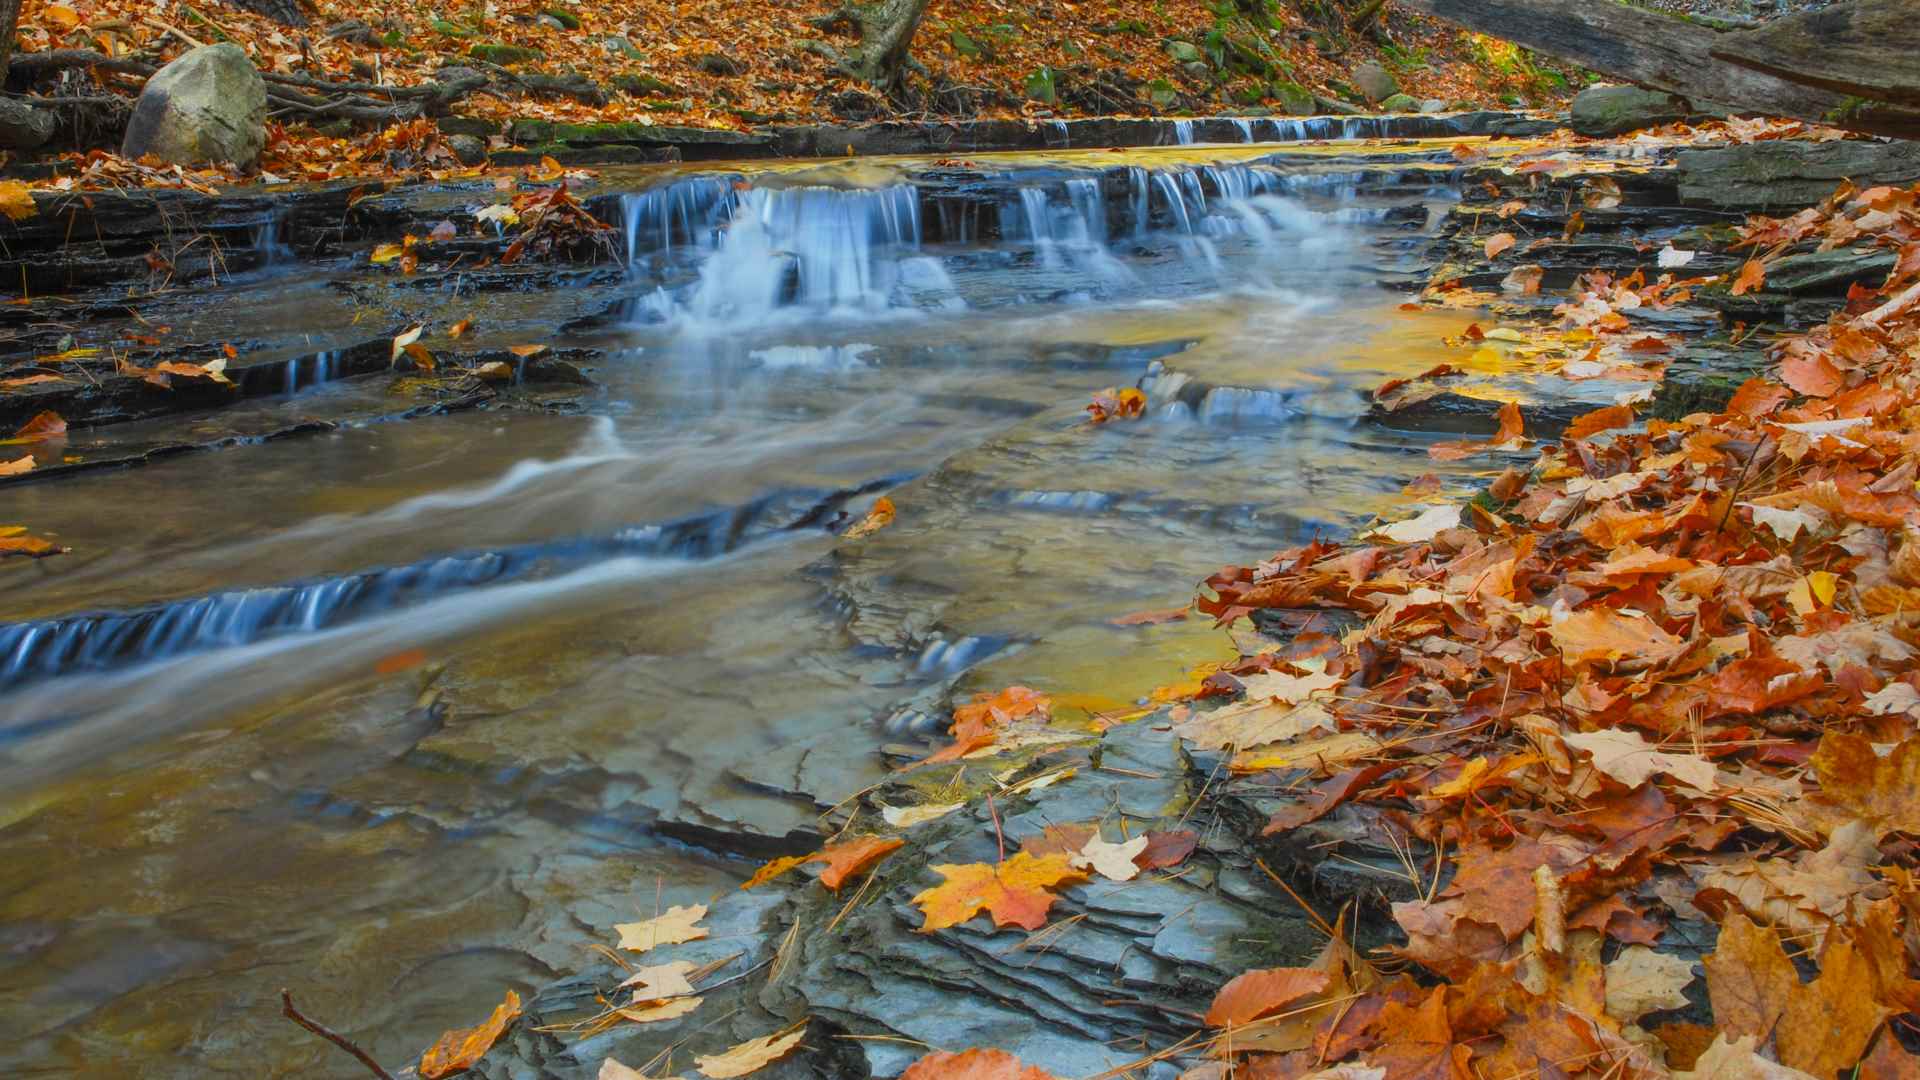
[121, 43, 267, 169]
[444, 133, 488, 165]
[1351, 60, 1398, 105]
[1164, 40, 1205, 65]
[1181, 61, 1212, 81]
[1379, 92, 1420, 113]
[323, 19, 376, 45]
[1570, 84, 1690, 137]
[540, 8, 581, 30]
[611, 73, 679, 97]
[1419, 98, 1449, 113]
[536, 13, 568, 31]
[696, 52, 747, 76]
[598, 34, 642, 59]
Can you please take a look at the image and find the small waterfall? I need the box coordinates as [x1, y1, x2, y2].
[282, 350, 340, 394]
[1173, 119, 1196, 145]
[1051, 120, 1070, 147]
[1018, 186, 1060, 268]
[657, 184, 955, 323]
[1013, 181, 1133, 285]
[1066, 178, 1107, 246]
[1127, 167, 1150, 241]
[251, 210, 292, 267]
[1232, 118, 1255, 143]
[620, 175, 739, 269]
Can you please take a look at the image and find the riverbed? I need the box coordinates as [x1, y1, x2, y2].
[0, 138, 1518, 1076]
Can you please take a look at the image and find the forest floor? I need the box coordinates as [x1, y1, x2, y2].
[8, 0, 1573, 184]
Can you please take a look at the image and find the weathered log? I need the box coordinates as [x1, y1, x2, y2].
[1395, 0, 1920, 139]
[1712, 0, 1920, 108]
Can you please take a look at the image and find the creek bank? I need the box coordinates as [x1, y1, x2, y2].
[441, 126, 1915, 1080]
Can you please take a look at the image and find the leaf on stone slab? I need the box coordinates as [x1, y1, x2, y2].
[1072, 833, 1148, 881]
[912, 852, 1087, 932]
[618, 959, 697, 1001]
[899, 1047, 1063, 1079]
[1657, 246, 1697, 269]
[0, 455, 34, 476]
[842, 495, 895, 540]
[694, 1023, 807, 1078]
[0, 180, 38, 222]
[1733, 259, 1767, 296]
[812, 835, 903, 891]
[1171, 699, 1335, 752]
[1236, 668, 1343, 705]
[1501, 264, 1545, 296]
[741, 855, 807, 890]
[1603, 945, 1694, 1024]
[12, 410, 66, 441]
[1134, 829, 1198, 871]
[615, 904, 708, 953]
[420, 989, 522, 1079]
[1205, 967, 1332, 1026]
[1484, 232, 1516, 259]
[880, 801, 965, 828]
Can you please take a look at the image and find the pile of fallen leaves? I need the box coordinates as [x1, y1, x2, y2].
[1135, 178, 1920, 1077]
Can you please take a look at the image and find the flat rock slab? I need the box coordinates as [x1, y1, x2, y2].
[1677, 139, 1920, 211]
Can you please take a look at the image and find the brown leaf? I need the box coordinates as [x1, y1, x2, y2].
[1484, 232, 1517, 259]
[1134, 830, 1199, 871]
[1205, 967, 1331, 1026]
[899, 1048, 1061, 1079]
[421, 990, 522, 1079]
[1548, 607, 1688, 668]
[1782, 350, 1845, 398]
[812, 835, 903, 891]
[694, 1024, 807, 1078]
[1776, 931, 1890, 1077]
[1705, 913, 1796, 1041]
[1733, 259, 1767, 296]
[12, 410, 66, 441]
[1811, 733, 1920, 837]
[1564, 404, 1634, 442]
[0, 455, 34, 476]
[1365, 987, 1472, 1080]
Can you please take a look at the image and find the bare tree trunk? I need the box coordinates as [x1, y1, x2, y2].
[805, 0, 933, 90]
[0, 0, 21, 77]
[0, 0, 57, 149]
[1396, 0, 1920, 139]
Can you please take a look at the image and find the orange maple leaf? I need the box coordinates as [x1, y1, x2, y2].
[420, 989, 521, 1079]
[912, 852, 1087, 932]
[1204, 967, 1331, 1026]
[899, 1048, 1061, 1079]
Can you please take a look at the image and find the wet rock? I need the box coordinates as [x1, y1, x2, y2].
[1420, 98, 1449, 113]
[445, 133, 489, 165]
[1767, 247, 1899, 294]
[1678, 140, 1920, 211]
[121, 44, 267, 168]
[436, 114, 501, 137]
[1570, 85, 1690, 137]
[610, 73, 679, 97]
[1351, 61, 1398, 105]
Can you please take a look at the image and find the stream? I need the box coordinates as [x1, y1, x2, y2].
[0, 140, 1506, 1076]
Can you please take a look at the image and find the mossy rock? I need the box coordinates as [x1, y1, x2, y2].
[431, 19, 478, 38]
[1165, 39, 1205, 65]
[611, 73, 679, 97]
[539, 8, 581, 30]
[597, 35, 643, 59]
[1023, 67, 1057, 105]
[469, 43, 544, 65]
[1380, 93, 1420, 112]
[1271, 82, 1315, 115]
[950, 28, 983, 58]
[507, 119, 660, 145]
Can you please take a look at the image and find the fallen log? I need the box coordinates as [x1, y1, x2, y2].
[1711, 0, 1920, 109]
[1395, 0, 1920, 139]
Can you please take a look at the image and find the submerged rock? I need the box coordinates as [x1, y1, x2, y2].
[121, 44, 267, 168]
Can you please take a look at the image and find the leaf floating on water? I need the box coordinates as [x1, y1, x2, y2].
[1085, 386, 1146, 424]
[899, 1047, 1063, 1079]
[508, 344, 549, 358]
[391, 325, 425, 365]
[420, 989, 521, 1079]
[693, 1023, 808, 1078]
[615, 904, 709, 953]
[449, 318, 473, 338]
[842, 495, 895, 540]
[1108, 606, 1189, 626]
[0, 456, 35, 477]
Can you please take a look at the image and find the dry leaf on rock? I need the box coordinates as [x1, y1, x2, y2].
[899, 1047, 1062, 1079]
[694, 1024, 807, 1078]
[1237, 668, 1344, 704]
[881, 801, 965, 827]
[619, 960, 697, 1001]
[1171, 700, 1334, 752]
[601, 1058, 685, 1080]
[1205, 967, 1332, 1026]
[1072, 834, 1148, 882]
[421, 989, 522, 1079]
[913, 852, 1087, 932]
[617, 998, 703, 1024]
[616, 904, 709, 953]
[812, 835, 904, 891]
[1368, 504, 1462, 543]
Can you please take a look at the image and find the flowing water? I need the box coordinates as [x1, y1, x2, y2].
[0, 140, 1504, 1076]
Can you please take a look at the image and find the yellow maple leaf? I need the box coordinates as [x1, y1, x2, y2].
[0, 180, 36, 222]
[912, 852, 1087, 932]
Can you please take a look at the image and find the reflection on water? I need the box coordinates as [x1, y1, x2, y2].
[0, 141, 1496, 1077]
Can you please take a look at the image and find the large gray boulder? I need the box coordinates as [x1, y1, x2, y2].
[121, 44, 267, 168]
[1352, 60, 1398, 105]
[1677, 139, 1920, 211]
[1570, 84, 1690, 137]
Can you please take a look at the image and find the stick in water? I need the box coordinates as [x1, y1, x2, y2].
[281, 989, 396, 1080]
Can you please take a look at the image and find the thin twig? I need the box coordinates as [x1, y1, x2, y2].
[280, 989, 395, 1080]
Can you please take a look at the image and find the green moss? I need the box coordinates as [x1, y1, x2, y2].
[468, 43, 545, 65]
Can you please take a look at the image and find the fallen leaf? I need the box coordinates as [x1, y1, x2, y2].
[13, 411, 66, 441]
[619, 960, 698, 1001]
[694, 1024, 807, 1078]
[1677, 1034, 1820, 1080]
[1502, 264, 1545, 296]
[1733, 259, 1767, 296]
[1205, 967, 1331, 1026]
[1564, 404, 1634, 441]
[1548, 608, 1689, 668]
[601, 1058, 685, 1080]
[0, 180, 37, 222]
[1072, 833, 1148, 881]
[1485, 232, 1517, 259]
[1776, 931, 1890, 1077]
[881, 802, 965, 828]
[0, 456, 34, 476]
[616, 997, 702, 1024]
[843, 495, 895, 540]
[812, 835, 904, 891]
[1603, 945, 1695, 1024]
[912, 852, 1087, 931]
[421, 990, 521, 1079]
[615, 904, 709, 952]
[1810, 733, 1920, 837]
[449, 318, 473, 338]
[1134, 830, 1199, 870]
[392, 325, 425, 364]
[1563, 729, 1717, 790]
[1704, 913, 1795, 1041]
[900, 1048, 1061, 1079]
[1369, 504, 1462, 543]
